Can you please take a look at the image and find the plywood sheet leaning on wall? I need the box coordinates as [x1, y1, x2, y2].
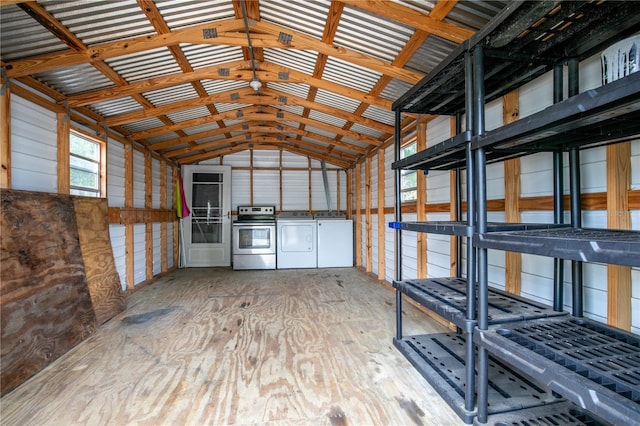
[0, 189, 97, 396]
[72, 197, 126, 325]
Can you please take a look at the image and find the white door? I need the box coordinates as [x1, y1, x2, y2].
[183, 165, 231, 267]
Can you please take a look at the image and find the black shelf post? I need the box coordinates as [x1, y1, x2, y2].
[568, 58, 583, 317]
[394, 108, 404, 339]
[553, 63, 565, 312]
[472, 45, 489, 424]
[463, 50, 476, 414]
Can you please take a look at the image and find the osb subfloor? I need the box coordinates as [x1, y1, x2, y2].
[1, 267, 462, 425]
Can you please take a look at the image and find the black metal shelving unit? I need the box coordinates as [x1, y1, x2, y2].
[391, 1, 640, 424]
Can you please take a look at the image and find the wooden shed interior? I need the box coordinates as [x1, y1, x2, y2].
[1, 1, 640, 425]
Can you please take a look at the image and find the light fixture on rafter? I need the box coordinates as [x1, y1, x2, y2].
[241, 0, 262, 92]
[249, 78, 262, 91]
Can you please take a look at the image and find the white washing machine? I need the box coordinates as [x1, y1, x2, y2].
[315, 212, 353, 268]
[276, 212, 317, 269]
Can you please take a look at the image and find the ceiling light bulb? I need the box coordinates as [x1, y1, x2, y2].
[249, 78, 262, 91]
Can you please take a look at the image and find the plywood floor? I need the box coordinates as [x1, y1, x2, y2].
[1, 268, 462, 426]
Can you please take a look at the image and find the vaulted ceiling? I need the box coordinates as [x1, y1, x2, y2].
[0, 0, 508, 168]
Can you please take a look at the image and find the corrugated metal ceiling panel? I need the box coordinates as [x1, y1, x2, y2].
[308, 110, 347, 129]
[262, 48, 319, 76]
[119, 116, 166, 134]
[380, 78, 413, 102]
[302, 126, 337, 140]
[405, 35, 458, 75]
[143, 133, 177, 145]
[165, 105, 212, 123]
[335, 5, 414, 63]
[314, 89, 360, 114]
[267, 82, 310, 100]
[446, 0, 509, 30]
[0, 5, 68, 61]
[43, 0, 155, 46]
[143, 83, 199, 107]
[180, 44, 245, 70]
[89, 96, 143, 118]
[155, 0, 235, 29]
[201, 79, 248, 96]
[277, 105, 304, 116]
[349, 123, 385, 140]
[259, 0, 330, 39]
[105, 48, 181, 83]
[322, 56, 381, 94]
[33, 64, 114, 96]
[339, 136, 373, 150]
[215, 103, 250, 113]
[362, 105, 395, 127]
[181, 121, 222, 135]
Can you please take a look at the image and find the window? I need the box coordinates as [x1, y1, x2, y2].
[70, 131, 103, 197]
[400, 141, 417, 202]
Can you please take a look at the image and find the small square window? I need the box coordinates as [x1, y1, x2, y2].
[70, 131, 103, 197]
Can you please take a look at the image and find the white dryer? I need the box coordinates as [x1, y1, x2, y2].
[315, 212, 353, 268]
[276, 211, 317, 269]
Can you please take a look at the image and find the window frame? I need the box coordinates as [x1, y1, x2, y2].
[399, 139, 418, 203]
[69, 129, 106, 198]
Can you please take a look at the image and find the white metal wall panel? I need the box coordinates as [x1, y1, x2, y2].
[107, 139, 126, 207]
[282, 151, 309, 168]
[519, 70, 554, 118]
[231, 169, 250, 211]
[486, 212, 506, 291]
[133, 150, 145, 208]
[167, 222, 175, 270]
[427, 115, 450, 148]
[166, 163, 174, 210]
[252, 150, 280, 168]
[520, 152, 556, 197]
[151, 157, 161, 209]
[338, 170, 346, 211]
[222, 151, 251, 167]
[426, 212, 451, 278]
[385, 213, 395, 283]
[109, 224, 127, 291]
[580, 53, 603, 91]
[133, 223, 146, 286]
[485, 97, 503, 132]
[282, 170, 309, 210]
[633, 269, 640, 335]
[153, 223, 161, 276]
[371, 215, 379, 276]
[581, 146, 607, 194]
[400, 214, 418, 280]
[385, 145, 395, 207]
[10, 95, 57, 193]
[370, 156, 378, 208]
[632, 140, 640, 190]
[311, 170, 336, 211]
[253, 170, 280, 209]
[426, 170, 449, 204]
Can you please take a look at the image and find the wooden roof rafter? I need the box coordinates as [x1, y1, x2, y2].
[0, 0, 492, 167]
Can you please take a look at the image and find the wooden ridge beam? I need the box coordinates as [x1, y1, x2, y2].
[3, 19, 247, 78]
[176, 140, 350, 169]
[339, 0, 473, 43]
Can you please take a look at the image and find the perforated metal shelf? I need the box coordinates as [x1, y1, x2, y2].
[388, 221, 566, 237]
[394, 277, 566, 331]
[475, 401, 608, 426]
[394, 332, 563, 424]
[475, 227, 640, 267]
[475, 317, 640, 424]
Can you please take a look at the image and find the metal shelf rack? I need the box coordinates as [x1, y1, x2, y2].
[391, 1, 640, 424]
[475, 317, 640, 424]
